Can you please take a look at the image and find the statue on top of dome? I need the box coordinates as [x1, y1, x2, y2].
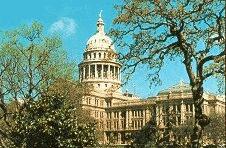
[99, 10, 103, 18]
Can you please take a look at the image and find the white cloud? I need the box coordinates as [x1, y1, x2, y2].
[50, 17, 76, 37]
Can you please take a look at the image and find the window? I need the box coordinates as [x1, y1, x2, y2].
[121, 112, 126, 118]
[114, 112, 119, 118]
[107, 122, 111, 129]
[100, 100, 104, 107]
[95, 111, 99, 118]
[99, 53, 101, 58]
[107, 112, 111, 119]
[186, 104, 189, 112]
[141, 110, 143, 117]
[99, 121, 103, 129]
[95, 98, 99, 106]
[100, 112, 104, 118]
[107, 101, 112, 107]
[121, 121, 124, 129]
[135, 111, 137, 117]
[86, 97, 91, 104]
[104, 53, 106, 58]
[135, 121, 137, 129]
[131, 121, 134, 129]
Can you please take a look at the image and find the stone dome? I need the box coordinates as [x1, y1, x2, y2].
[85, 16, 115, 51]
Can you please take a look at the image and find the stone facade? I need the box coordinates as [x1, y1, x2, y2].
[79, 14, 225, 146]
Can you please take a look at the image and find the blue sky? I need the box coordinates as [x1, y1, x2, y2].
[0, 0, 220, 98]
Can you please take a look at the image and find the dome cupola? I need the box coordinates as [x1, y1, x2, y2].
[86, 11, 115, 52]
[79, 11, 121, 92]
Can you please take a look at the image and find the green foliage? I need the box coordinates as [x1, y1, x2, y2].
[131, 120, 157, 147]
[7, 94, 97, 148]
[0, 21, 75, 102]
[111, 0, 225, 147]
[0, 22, 90, 147]
[111, 0, 225, 89]
[203, 113, 225, 145]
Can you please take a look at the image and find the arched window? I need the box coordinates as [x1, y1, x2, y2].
[104, 53, 106, 58]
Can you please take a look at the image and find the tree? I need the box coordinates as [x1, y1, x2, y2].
[0, 22, 75, 145]
[0, 78, 98, 148]
[203, 113, 225, 145]
[7, 94, 97, 148]
[172, 118, 194, 146]
[46, 78, 95, 125]
[131, 120, 158, 148]
[111, 0, 225, 147]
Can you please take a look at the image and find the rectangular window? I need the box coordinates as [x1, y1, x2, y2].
[89, 98, 91, 104]
[131, 121, 134, 129]
[107, 122, 111, 130]
[186, 104, 189, 112]
[135, 121, 137, 129]
[100, 100, 104, 107]
[95, 111, 99, 118]
[100, 112, 104, 118]
[121, 121, 124, 129]
[107, 112, 111, 119]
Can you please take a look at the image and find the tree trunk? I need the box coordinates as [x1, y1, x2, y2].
[191, 83, 210, 148]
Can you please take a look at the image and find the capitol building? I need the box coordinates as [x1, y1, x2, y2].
[78, 14, 225, 146]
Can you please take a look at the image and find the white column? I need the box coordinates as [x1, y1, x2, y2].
[142, 110, 145, 126]
[181, 100, 185, 124]
[88, 65, 91, 78]
[126, 110, 129, 129]
[118, 111, 121, 130]
[128, 110, 132, 129]
[192, 104, 195, 117]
